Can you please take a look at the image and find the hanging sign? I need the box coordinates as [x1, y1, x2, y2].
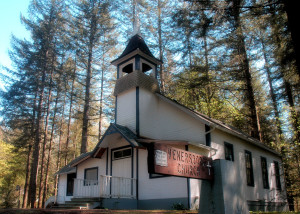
[148, 143, 213, 180]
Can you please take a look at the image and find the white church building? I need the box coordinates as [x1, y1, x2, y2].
[54, 33, 288, 213]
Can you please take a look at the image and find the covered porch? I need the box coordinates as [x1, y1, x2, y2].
[73, 175, 136, 199]
[55, 124, 142, 206]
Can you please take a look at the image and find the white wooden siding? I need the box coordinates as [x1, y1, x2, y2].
[116, 88, 136, 132]
[211, 129, 286, 203]
[137, 149, 188, 200]
[57, 174, 73, 203]
[112, 157, 132, 178]
[139, 88, 206, 143]
[76, 153, 107, 180]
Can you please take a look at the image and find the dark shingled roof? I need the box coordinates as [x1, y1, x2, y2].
[55, 152, 92, 175]
[56, 123, 143, 175]
[113, 123, 138, 142]
[112, 34, 159, 63]
[92, 123, 143, 151]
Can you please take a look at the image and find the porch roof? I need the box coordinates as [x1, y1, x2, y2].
[55, 152, 92, 175]
[56, 124, 143, 174]
[92, 123, 145, 158]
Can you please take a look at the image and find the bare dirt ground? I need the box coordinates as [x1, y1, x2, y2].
[0, 209, 198, 214]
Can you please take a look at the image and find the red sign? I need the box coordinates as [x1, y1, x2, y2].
[148, 143, 213, 180]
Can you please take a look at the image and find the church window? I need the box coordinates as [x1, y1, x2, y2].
[274, 161, 281, 190]
[113, 148, 132, 160]
[245, 150, 254, 186]
[224, 142, 234, 161]
[261, 157, 269, 189]
[205, 125, 211, 147]
[84, 167, 98, 186]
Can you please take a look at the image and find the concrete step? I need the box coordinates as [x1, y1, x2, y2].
[55, 198, 101, 209]
[65, 201, 90, 206]
[71, 197, 101, 202]
[52, 203, 88, 210]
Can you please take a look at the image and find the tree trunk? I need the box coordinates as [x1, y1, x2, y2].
[260, 35, 283, 143]
[232, 0, 260, 140]
[64, 62, 76, 165]
[24, 89, 38, 208]
[54, 91, 66, 198]
[283, 0, 300, 82]
[99, 53, 104, 141]
[157, 0, 165, 93]
[42, 89, 60, 208]
[81, 49, 92, 154]
[28, 85, 43, 208]
[28, 50, 48, 208]
[22, 145, 32, 208]
[37, 62, 54, 208]
[81, 15, 97, 154]
[284, 80, 300, 143]
[203, 35, 212, 118]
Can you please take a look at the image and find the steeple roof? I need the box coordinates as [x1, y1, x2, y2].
[111, 34, 161, 64]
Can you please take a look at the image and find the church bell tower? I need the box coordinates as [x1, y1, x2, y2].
[111, 33, 162, 136]
[111, 33, 162, 79]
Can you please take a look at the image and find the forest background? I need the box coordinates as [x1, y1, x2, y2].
[0, 0, 299, 211]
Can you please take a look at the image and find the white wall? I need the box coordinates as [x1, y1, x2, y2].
[76, 155, 107, 180]
[57, 174, 72, 203]
[211, 129, 287, 206]
[139, 89, 206, 144]
[116, 88, 136, 132]
[137, 149, 188, 200]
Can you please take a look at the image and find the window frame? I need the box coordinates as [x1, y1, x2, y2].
[245, 150, 254, 187]
[261, 157, 269, 189]
[84, 167, 98, 186]
[112, 147, 132, 161]
[274, 161, 282, 190]
[224, 142, 234, 161]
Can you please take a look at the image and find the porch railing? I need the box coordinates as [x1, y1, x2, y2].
[73, 175, 136, 199]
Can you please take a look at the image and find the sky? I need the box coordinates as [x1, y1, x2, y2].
[0, 0, 31, 90]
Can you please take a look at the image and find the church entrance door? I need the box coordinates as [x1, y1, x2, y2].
[111, 147, 133, 197]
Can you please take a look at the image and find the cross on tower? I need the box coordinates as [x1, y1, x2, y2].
[132, 0, 141, 36]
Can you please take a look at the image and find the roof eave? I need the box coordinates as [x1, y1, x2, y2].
[92, 123, 145, 158]
[70, 154, 92, 167]
[215, 125, 281, 157]
[111, 49, 162, 66]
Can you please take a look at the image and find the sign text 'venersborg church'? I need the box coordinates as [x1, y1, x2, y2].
[148, 143, 214, 180]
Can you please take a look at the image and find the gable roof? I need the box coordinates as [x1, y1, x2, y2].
[56, 123, 142, 175]
[55, 151, 92, 175]
[155, 93, 280, 157]
[92, 123, 143, 158]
